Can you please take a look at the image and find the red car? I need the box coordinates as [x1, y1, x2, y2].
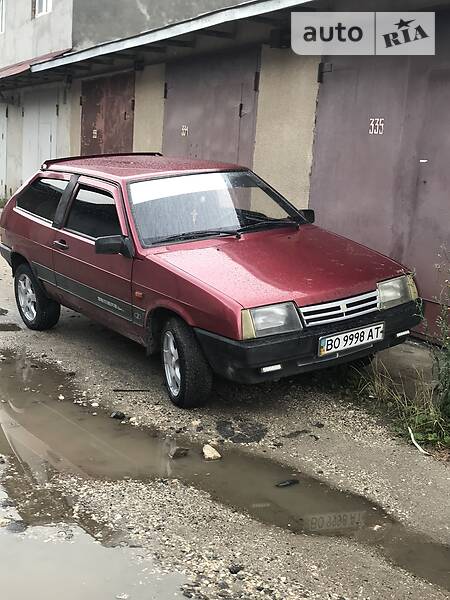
[0, 154, 421, 408]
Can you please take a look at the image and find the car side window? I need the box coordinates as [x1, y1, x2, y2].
[16, 178, 68, 222]
[66, 186, 122, 239]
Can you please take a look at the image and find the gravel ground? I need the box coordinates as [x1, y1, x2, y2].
[1, 258, 450, 599]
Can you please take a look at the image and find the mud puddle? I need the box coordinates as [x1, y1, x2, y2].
[0, 349, 449, 592]
[0, 441, 184, 600]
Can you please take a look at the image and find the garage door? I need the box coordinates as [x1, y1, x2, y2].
[163, 49, 260, 167]
[310, 52, 450, 333]
[81, 72, 135, 155]
[22, 88, 57, 183]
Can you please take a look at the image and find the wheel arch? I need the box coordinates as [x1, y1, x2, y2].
[145, 305, 191, 355]
[11, 252, 30, 275]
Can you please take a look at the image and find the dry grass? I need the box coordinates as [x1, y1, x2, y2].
[357, 360, 450, 447]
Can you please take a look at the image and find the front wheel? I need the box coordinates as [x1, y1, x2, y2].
[161, 317, 213, 408]
[14, 263, 60, 330]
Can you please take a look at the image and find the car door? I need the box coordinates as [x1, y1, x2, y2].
[51, 177, 136, 339]
[12, 173, 73, 296]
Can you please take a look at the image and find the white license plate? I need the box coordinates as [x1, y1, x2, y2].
[319, 323, 384, 357]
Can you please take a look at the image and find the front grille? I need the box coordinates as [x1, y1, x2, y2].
[299, 290, 379, 327]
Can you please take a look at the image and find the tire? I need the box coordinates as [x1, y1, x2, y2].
[161, 317, 213, 408]
[14, 263, 60, 331]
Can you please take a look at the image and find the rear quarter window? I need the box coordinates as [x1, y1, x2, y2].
[16, 178, 68, 222]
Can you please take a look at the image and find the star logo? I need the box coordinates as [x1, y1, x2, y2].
[395, 18, 415, 29]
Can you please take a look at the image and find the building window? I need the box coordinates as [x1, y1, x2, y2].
[0, 0, 5, 34]
[35, 0, 52, 17]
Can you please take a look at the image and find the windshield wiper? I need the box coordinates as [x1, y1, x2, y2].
[151, 229, 240, 245]
[237, 219, 300, 233]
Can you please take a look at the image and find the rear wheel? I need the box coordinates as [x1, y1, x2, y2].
[161, 317, 213, 408]
[14, 263, 60, 330]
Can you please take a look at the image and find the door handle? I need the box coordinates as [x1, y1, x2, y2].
[53, 239, 69, 250]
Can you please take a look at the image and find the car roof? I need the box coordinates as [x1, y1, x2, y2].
[42, 153, 245, 182]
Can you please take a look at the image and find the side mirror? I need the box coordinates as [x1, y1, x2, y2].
[301, 209, 315, 224]
[95, 235, 134, 258]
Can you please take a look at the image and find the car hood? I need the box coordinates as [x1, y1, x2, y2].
[155, 225, 407, 309]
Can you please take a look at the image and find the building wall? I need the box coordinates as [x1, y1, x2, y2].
[5, 100, 23, 195]
[133, 64, 165, 153]
[69, 80, 82, 156]
[253, 47, 319, 208]
[0, 0, 73, 69]
[72, 0, 251, 50]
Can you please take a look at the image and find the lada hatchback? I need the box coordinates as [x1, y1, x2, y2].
[0, 154, 422, 407]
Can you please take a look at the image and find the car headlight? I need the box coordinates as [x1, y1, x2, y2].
[242, 302, 302, 339]
[377, 274, 418, 310]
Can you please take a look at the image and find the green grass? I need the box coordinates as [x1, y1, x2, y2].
[0, 197, 7, 209]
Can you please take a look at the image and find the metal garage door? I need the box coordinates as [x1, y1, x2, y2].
[310, 51, 450, 333]
[81, 72, 135, 155]
[163, 48, 260, 167]
[22, 88, 57, 183]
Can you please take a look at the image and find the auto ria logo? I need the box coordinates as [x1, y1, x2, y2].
[291, 12, 435, 55]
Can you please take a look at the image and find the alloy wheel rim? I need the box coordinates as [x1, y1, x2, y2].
[163, 330, 181, 396]
[17, 274, 37, 322]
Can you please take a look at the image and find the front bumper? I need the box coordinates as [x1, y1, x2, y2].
[195, 301, 422, 384]
[0, 242, 12, 266]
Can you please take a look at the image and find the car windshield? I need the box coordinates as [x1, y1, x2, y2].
[128, 171, 303, 246]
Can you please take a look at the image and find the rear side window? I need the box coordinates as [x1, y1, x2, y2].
[17, 178, 68, 221]
[66, 186, 122, 238]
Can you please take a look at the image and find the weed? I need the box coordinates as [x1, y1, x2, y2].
[357, 360, 450, 447]
[356, 247, 450, 449]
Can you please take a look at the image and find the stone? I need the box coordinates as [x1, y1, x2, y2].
[275, 479, 299, 488]
[229, 564, 244, 575]
[169, 447, 189, 459]
[110, 411, 126, 420]
[202, 444, 222, 461]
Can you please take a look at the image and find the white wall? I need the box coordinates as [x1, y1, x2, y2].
[0, 0, 73, 69]
[0, 106, 6, 197]
[133, 64, 165, 153]
[4, 99, 23, 196]
[253, 47, 320, 208]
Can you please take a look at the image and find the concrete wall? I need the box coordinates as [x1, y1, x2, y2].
[133, 64, 166, 153]
[4, 99, 22, 196]
[0, 0, 73, 69]
[69, 80, 82, 156]
[72, 0, 251, 50]
[253, 47, 319, 208]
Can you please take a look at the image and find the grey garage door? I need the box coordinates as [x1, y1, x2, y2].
[310, 44, 450, 334]
[163, 48, 260, 167]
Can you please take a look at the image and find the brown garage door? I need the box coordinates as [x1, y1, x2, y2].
[163, 48, 260, 167]
[81, 72, 135, 155]
[310, 49, 450, 334]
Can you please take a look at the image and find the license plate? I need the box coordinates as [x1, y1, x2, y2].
[303, 510, 366, 532]
[319, 323, 384, 357]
